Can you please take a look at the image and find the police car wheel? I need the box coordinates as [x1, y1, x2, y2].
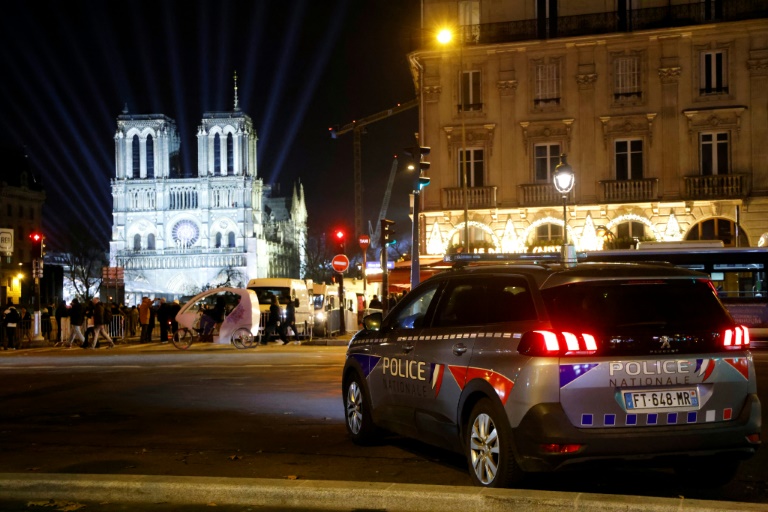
[343, 372, 377, 444]
[466, 398, 521, 488]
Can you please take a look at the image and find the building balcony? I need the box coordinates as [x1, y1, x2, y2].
[441, 186, 497, 210]
[518, 183, 573, 207]
[419, 0, 766, 47]
[683, 173, 750, 199]
[599, 178, 659, 203]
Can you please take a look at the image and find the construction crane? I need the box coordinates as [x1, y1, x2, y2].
[329, 98, 419, 238]
[369, 157, 399, 247]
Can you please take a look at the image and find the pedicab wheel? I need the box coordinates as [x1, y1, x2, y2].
[231, 327, 255, 349]
[172, 328, 193, 350]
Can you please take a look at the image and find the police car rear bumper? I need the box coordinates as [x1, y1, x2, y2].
[512, 394, 761, 473]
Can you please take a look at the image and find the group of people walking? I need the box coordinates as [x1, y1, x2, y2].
[263, 295, 299, 345]
[54, 296, 115, 349]
[1, 294, 186, 351]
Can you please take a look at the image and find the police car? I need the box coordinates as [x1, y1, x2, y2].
[341, 256, 761, 488]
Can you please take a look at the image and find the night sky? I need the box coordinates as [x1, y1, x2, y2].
[0, 0, 421, 250]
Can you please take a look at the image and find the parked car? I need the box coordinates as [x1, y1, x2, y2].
[342, 259, 761, 488]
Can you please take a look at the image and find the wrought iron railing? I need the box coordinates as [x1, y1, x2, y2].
[419, 0, 768, 47]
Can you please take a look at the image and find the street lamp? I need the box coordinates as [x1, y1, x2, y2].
[437, 27, 470, 254]
[553, 154, 576, 265]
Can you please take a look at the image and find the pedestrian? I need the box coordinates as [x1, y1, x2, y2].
[20, 307, 32, 343]
[139, 297, 152, 343]
[0, 302, 6, 348]
[41, 307, 52, 341]
[3, 302, 21, 350]
[66, 298, 86, 348]
[54, 300, 69, 345]
[368, 295, 383, 310]
[130, 305, 139, 337]
[264, 295, 287, 345]
[169, 299, 181, 339]
[157, 298, 170, 343]
[199, 297, 225, 341]
[283, 297, 297, 343]
[149, 300, 157, 341]
[90, 297, 115, 349]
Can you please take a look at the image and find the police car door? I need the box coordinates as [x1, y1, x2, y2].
[368, 281, 442, 437]
[409, 276, 488, 448]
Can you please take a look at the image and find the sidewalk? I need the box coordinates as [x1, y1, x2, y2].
[0, 473, 764, 512]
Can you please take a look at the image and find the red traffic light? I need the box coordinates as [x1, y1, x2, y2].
[335, 230, 345, 240]
[29, 232, 43, 243]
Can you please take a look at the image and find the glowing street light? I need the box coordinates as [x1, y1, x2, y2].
[553, 154, 576, 265]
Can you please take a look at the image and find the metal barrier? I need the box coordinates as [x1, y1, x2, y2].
[109, 315, 125, 340]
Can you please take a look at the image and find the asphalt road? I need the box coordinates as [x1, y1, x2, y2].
[0, 342, 767, 509]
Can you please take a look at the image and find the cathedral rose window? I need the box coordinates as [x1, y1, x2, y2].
[172, 220, 200, 247]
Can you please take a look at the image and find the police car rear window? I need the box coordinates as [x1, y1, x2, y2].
[541, 278, 730, 332]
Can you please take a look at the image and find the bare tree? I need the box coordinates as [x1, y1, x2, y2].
[214, 265, 247, 288]
[62, 221, 107, 302]
[303, 231, 335, 284]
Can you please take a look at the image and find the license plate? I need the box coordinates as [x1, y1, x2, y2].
[623, 389, 699, 410]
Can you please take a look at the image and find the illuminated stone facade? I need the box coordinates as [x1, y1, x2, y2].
[410, 0, 768, 254]
[108, 105, 307, 302]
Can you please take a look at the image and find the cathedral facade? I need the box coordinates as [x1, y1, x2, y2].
[108, 101, 307, 303]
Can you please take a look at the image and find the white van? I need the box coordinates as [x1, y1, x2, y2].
[247, 278, 313, 340]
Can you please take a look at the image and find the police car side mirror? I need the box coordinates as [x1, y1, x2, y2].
[363, 312, 383, 332]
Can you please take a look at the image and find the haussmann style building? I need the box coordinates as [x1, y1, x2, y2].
[407, 0, 768, 256]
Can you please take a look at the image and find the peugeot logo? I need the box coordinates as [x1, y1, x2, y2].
[659, 336, 671, 349]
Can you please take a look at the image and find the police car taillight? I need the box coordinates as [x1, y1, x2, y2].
[722, 325, 750, 350]
[518, 330, 598, 357]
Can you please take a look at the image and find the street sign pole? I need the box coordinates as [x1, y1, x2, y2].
[331, 254, 350, 334]
[359, 235, 370, 306]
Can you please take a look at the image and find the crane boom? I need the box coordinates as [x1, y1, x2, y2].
[330, 98, 419, 237]
[371, 158, 399, 246]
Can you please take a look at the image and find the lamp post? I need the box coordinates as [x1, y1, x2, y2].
[437, 28, 470, 253]
[553, 154, 576, 265]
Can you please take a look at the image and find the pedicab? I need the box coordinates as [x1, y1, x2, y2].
[172, 287, 261, 349]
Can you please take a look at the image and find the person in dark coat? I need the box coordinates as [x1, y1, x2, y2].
[3, 303, 21, 350]
[199, 297, 226, 341]
[157, 298, 171, 343]
[66, 298, 86, 348]
[54, 300, 69, 345]
[169, 300, 181, 338]
[368, 295, 383, 310]
[282, 298, 297, 343]
[264, 295, 287, 345]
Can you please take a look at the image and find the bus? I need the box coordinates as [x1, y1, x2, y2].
[579, 242, 768, 339]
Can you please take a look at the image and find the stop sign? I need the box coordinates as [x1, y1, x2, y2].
[331, 254, 350, 273]
[359, 234, 370, 250]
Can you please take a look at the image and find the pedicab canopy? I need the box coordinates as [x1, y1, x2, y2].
[174, 287, 260, 343]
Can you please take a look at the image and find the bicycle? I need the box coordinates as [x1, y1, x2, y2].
[172, 325, 258, 350]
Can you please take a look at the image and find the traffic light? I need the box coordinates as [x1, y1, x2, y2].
[29, 232, 45, 257]
[404, 146, 431, 192]
[329, 125, 339, 139]
[334, 229, 346, 254]
[380, 219, 396, 247]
